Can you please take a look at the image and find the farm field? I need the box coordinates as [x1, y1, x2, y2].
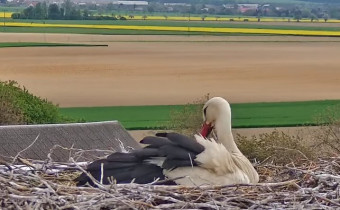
[60, 100, 340, 129]
[3, 19, 340, 29]
[1, 19, 340, 36]
[0, 33, 339, 109]
[0, 42, 107, 48]
[2, 10, 340, 23]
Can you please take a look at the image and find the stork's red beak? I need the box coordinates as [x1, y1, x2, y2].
[200, 122, 213, 138]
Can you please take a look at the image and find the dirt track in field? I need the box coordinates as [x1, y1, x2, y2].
[0, 33, 339, 107]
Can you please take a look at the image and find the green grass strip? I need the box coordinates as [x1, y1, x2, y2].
[0, 26, 263, 36]
[0, 42, 107, 48]
[59, 100, 340, 130]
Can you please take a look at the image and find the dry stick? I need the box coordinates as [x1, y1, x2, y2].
[0, 159, 12, 171]
[47, 144, 113, 163]
[30, 174, 57, 195]
[3, 155, 340, 209]
[314, 194, 340, 207]
[100, 163, 104, 184]
[12, 134, 40, 164]
[17, 157, 36, 170]
[272, 146, 309, 160]
[69, 157, 108, 191]
[12, 202, 24, 210]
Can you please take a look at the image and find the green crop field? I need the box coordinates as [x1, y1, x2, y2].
[0, 26, 228, 36]
[59, 100, 340, 130]
[0, 42, 107, 48]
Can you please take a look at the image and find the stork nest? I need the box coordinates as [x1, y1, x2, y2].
[1, 155, 340, 209]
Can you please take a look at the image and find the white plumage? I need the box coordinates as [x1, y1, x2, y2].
[165, 97, 259, 186]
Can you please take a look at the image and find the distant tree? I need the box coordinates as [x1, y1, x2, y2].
[23, 6, 34, 19]
[83, 9, 89, 19]
[293, 8, 302, 22]
[11, 13, 20, 19]
[48, 3, 61, 19]
[34, 3, 45, 19]
[42, 1, 48, 19]
[69, 8, 81, 20]
[256, 7, 262, 21]
[106, 3, 114, 11]
[311, 8, 323, 18]
[257, 16, 261, 22]
[201, 15, 206, 21]
[0, 0, 7, 4]
[301, 8, 311, 18]
[88, 4, 97, 11]
[310, 14, 317, 22]
[128, 15, 134, 19]
[142, 15, 147, 20]
[63, 0, 73, 19]
[164, 15, 168, 20]
[147, 4, 155, 13]
[323, 13, 329, 22]
[59, 7, 64, 18]
[256, 7, 263, 17]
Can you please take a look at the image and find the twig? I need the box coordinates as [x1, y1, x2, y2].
[2, 153, 340, 209]
[12, 134, 40, 164]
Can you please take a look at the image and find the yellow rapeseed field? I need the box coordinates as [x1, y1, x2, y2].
[1, 12, 13, 18]
[4, 21, 340, 36]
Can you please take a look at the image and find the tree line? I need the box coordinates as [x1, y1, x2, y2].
[11, 0, 125, 20]
[9, 0, 340, 20]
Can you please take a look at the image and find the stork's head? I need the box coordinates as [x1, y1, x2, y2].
[200, 97, 231, 138]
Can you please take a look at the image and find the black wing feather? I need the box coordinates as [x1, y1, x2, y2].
[86, 160, 138, 170]
[133, 148, 164, 158]
[107, 152, 139, 162]
[75, 132, 206, 186]
[140, 136, 174, 147]
[156, 132, 205, 154]
[160, 144, 197, 160]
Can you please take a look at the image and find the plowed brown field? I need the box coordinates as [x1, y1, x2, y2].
[1, 33, 339, 107]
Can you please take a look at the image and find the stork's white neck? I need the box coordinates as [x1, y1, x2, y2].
[214, 104, 242, 154]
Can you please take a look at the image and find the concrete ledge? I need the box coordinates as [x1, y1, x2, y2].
[0, 121, 141, 162]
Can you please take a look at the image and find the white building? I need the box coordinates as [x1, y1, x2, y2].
[112, 1, 148, 6]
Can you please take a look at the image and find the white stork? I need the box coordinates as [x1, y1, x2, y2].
[75, 97, 259, 186]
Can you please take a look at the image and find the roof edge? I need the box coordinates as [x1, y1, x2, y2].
[0, 121, 120, 129]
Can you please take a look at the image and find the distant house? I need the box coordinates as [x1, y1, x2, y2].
[223, 4, 235, 9]
[0, 121, 141, 162]
[237, 4, 259, 13]
[164, 2, 191, 12]
[163, 3, 191, 7]
[28, 1, 39, 7]
[112, 1, 148, 6]
[112, 1, 148, 11]
[201, 4, 220, 13]
[78, 2, 87, 6]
